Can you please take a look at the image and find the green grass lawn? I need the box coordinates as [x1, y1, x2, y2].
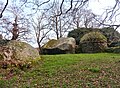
[0, 53, 120, 88]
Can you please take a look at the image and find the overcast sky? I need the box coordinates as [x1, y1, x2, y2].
[89, 0, 120, 32]
[1, 0, 120, 47]
[89, 0, 116, 15]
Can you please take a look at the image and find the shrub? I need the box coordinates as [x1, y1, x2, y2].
[68, 27, 120, 45]
[80, 32, 108, 53]
[67, 28, 92, 45]
[99, 27, 120, 42]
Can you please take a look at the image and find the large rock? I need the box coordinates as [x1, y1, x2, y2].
[80, 32, 108, 53]
[108, 41, 120, 47]
[0, 40, 39, 61]
[68, 27, 120, 45]
[42, 37, 76, 54]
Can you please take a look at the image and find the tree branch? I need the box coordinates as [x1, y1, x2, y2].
[0, 0, 9, 18]
[65, 0, 73, 13]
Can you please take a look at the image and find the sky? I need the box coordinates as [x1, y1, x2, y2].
[89, 0, 120, 33]
[89, 0, 116, 15]
[0, 0, 120, 47]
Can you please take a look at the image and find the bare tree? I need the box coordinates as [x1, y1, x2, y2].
[47, 1, 73, 39]
[93, 0, 120, 41]
[31, 12, 51, 53]
[13, 0, 89, 16]
[93, 0, 120, 27]
[71, 8, 99, 29]
[0, 2, 31, 41]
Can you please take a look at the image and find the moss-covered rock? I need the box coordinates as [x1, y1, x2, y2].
[68, 28, 91, 45]
[80, 32, 108, 53]
[0, 40, 40, 69]
[105, 46, 120, 53]
[8, 40, 40, 60]
[109, 41, 120, 47]
[42, 39, 57, 49]
[42, 37, 76, 54]
[68, 27, 120, 45]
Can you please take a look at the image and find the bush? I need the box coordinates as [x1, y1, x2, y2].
[68, 27, 120, 45]
[99, 27, 120, 42]
[80, 32, 108, 53]
[67, 28, 93, 45]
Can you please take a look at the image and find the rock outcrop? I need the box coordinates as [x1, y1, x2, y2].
[80, 32, 108, 53]
[42, 37, 76, 54]
[0, 40, 39, 61]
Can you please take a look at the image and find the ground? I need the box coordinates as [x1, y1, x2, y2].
[0, 53, 120, 88]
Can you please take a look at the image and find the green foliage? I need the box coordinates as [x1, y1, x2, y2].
[0, 80, 6, 88]
[100, 27, 120, 42]
[68, 27, 120, 45]
[68, 27, 93, 45]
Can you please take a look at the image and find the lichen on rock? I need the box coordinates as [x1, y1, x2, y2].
[0, 40, 40, 69]
[42, 37, 76, 54]
[42, 39, 57, 49]
[80, 32, 108, 53]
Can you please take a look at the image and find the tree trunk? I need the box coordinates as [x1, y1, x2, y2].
[59, 18, 62, 38]
[11, 16, 19, 40]
[55, 16, 59, 39]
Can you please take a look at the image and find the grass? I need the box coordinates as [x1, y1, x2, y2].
[0, 53, 120, 88]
